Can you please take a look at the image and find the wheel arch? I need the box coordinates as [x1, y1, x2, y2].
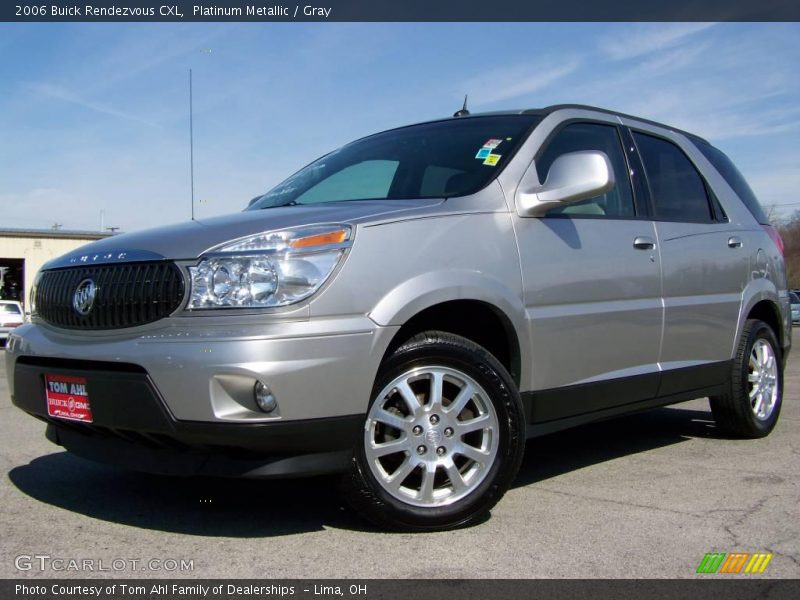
[747, 300, 784, 349]
[369, 272, 529, 388]
[737, 280, 789, 359]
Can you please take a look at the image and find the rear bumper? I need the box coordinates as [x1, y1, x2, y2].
[12, 357, 363, 478]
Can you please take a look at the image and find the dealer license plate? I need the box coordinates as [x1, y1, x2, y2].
[44, 374, 93, 423]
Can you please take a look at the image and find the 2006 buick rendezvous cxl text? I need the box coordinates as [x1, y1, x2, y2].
[6, 105, 790, 530]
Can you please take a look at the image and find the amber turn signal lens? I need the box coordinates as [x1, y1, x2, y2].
[289, 229, 348, 249]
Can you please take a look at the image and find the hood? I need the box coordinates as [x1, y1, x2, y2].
[44, 199, 444, 269]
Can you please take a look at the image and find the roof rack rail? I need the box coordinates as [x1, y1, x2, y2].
[523, 104, 709, 144]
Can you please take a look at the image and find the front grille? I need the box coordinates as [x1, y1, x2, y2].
[36, 262, 185, 330]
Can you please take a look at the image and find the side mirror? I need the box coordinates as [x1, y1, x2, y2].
[516, 150, 615, 217]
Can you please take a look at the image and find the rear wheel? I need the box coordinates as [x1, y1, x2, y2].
[710, 319, 783, 438]
[342, 331, 525, 531]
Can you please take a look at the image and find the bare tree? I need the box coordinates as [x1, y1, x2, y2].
[778, 209, 800, 289]
[763, 203, 783, 226]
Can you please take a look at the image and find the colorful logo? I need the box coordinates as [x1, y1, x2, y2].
[696, 552, 773, 574]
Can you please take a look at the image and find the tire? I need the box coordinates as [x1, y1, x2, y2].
[710, 319, 783, 438]
[342, 331, 525, 531]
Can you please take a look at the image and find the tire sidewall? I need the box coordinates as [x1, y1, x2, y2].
[352, 334, 524, 529]
[737, 322, 783, 435]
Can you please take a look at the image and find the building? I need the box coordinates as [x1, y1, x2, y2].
[0, 228, 113, 310]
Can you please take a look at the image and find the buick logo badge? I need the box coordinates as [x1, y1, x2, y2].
[72, 279, 97, 316]
[425, 429, 442, 446]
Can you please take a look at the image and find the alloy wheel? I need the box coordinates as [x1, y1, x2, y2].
[364, 366, 500, 507]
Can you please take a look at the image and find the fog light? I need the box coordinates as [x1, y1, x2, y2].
[254, 381, 278, 413]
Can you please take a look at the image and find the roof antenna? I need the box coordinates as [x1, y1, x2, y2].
[453, 94, 470, 117]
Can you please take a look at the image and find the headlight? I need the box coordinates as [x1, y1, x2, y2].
[29, 271, 42, 316]
[187, 224, 351, 309]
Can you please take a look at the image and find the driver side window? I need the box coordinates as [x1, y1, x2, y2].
[537, 122, 635, 218]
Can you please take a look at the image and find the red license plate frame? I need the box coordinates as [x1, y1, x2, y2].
[44, 374, 93, 423]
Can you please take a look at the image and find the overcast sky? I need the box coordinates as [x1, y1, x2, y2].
[1, 22, 798, 232]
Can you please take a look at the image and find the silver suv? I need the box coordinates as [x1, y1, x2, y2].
[6, 105, 790, 531]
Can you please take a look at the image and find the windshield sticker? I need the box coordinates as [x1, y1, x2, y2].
[475, 148, 492, 160]
[483, 153, 501, 166]
[483, 138, 503, 149]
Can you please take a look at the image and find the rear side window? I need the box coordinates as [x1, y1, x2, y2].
[537, 122, 635, 218]
[693, 141, 769, 224]
[633, 132, 713, 223]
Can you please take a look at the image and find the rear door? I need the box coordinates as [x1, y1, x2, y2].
[631, 130, 749, 394]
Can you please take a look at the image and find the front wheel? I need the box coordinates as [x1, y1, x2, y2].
[342, 331, 525, 531]
[710, 319, 783, 438]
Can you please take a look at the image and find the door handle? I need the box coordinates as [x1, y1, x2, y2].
[633, 236, 656, 250]
[728, 236, 743, 248]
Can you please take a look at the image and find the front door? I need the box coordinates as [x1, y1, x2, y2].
[514, 121, 663, 420]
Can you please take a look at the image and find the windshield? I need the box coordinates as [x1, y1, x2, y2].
[1, 303, 21, 315]
[791, 292, 800, 304]
[248, 115, 541, 209]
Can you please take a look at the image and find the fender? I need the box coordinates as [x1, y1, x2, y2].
[368, 269, 534, 390]
[734, 277, 786, 358]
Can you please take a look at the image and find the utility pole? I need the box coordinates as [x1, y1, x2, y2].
[189, 68, 195, 221]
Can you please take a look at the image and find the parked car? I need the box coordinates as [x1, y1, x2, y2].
[790, 292, 800, 325]
[0, 300, 25, 346]
[5, 105, 790, 531]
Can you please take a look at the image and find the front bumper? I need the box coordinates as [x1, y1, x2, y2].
[13, 356, 362, 477]
[6, 316, 395, 421]
[5, 317, 398, 477]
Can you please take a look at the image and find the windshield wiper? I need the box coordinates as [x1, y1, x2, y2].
[258, 199, 299, 210]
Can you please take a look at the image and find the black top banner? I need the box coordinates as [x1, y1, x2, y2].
[2, 0, 800, 22]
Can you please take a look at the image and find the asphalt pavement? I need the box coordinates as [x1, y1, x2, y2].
[1, 347, 798, 579]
